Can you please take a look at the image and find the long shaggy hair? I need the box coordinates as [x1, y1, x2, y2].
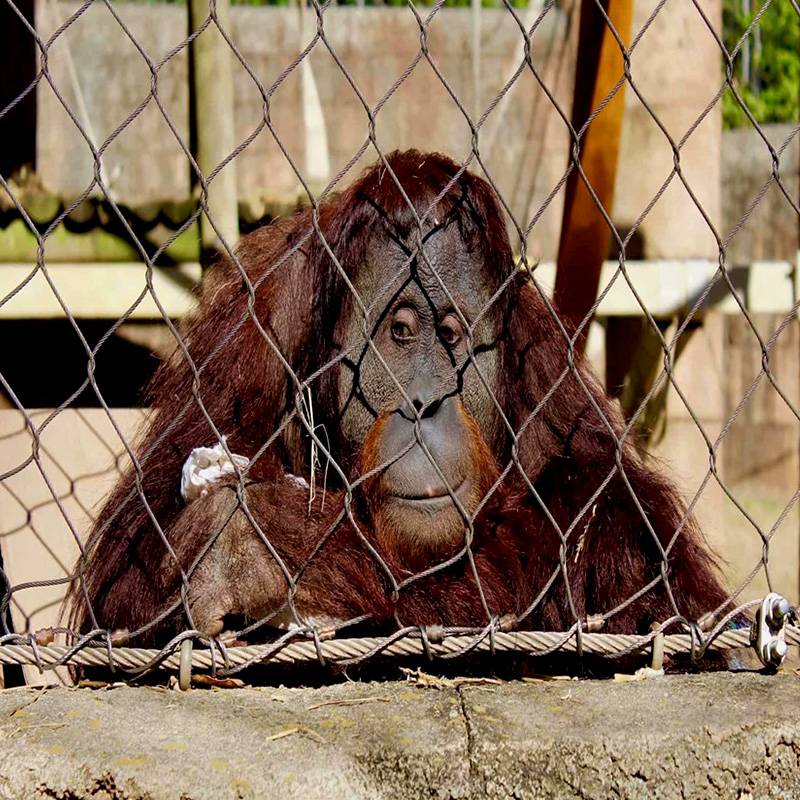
[68, 150, 727, 643]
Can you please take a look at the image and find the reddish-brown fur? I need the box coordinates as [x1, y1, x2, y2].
[68, 150, 729, 645]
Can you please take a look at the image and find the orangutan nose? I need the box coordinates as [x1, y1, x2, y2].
[402, 374, 444, 421]
[377, 394, 471, 499]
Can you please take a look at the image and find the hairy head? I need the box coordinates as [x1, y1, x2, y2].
[314, 152, 516, 565]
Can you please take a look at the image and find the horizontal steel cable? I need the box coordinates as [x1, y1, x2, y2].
[1, 624, 797, 676]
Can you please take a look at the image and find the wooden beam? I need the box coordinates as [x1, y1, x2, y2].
[0, 260, 793, 321]
[0, 263, 201, 320]
[553, 0, 634, 349]
[188, 0, 239, 263]
[537, 259, 797, 317]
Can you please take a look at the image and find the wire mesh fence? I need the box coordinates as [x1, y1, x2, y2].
[0, 0, 798, 683]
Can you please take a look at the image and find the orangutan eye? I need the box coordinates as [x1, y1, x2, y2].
[438, 315, 463, 348]
[391, 307, 417, 344]
[392, 321, 413, 342]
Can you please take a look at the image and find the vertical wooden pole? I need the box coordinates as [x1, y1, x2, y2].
[552, 0, 634, 349]
[472, 0, 481, 118]
[298, 0, 330, 188]
[188, 0, 239, 263]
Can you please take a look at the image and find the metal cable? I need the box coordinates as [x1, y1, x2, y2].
[0, 622, 796, 677]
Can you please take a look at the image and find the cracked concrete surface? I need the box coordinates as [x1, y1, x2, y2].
[0, 672, 798, 799]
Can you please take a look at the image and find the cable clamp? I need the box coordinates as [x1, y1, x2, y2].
[649, 622, 665, 671]
[498, 613, 518, 633]
[179, 638, 193, 690]
[586, 614, 605, 633]
[422, 625, 444, 644]
[418, 626, 434, 661]
[752, 592, 790, 670]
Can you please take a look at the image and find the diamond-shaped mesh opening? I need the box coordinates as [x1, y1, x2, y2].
[0, 0, 798, 683]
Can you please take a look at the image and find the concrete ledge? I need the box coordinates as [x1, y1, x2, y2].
[0, 673, 798, 799]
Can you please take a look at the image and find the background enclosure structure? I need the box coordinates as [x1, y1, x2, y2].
[0, 0, 798, 682]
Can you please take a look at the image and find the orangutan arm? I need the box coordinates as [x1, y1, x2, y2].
[160, 479, 390, 636]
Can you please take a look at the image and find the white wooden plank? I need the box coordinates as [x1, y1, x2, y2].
[0, 263, 201, 320]
[0, 259, 794, 320]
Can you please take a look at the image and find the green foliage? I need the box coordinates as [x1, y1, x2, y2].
[722, 0, 799, 128]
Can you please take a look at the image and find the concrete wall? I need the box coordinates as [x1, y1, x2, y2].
[717, 121, 798, 586]
[35, 0, 724, 262]
[622, 121, 800, 603]
[716, 123, 800, 601]
[0, 409, 144, 683]
[1, 675, 800, 799]
[651, 310, 799, 607]
[722, 123, 799, 265]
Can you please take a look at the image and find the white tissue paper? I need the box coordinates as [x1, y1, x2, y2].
[180, 442, 249, 503]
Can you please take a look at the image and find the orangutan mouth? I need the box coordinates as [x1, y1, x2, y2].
[392, 478, 469, 508]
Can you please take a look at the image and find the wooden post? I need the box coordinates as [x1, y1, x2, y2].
[472, 0, 481, 118]
[552, 0, 634, 350]
[188, 0, 239, 263]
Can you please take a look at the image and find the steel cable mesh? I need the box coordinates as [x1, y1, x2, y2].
[0, 0, 797, 679]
